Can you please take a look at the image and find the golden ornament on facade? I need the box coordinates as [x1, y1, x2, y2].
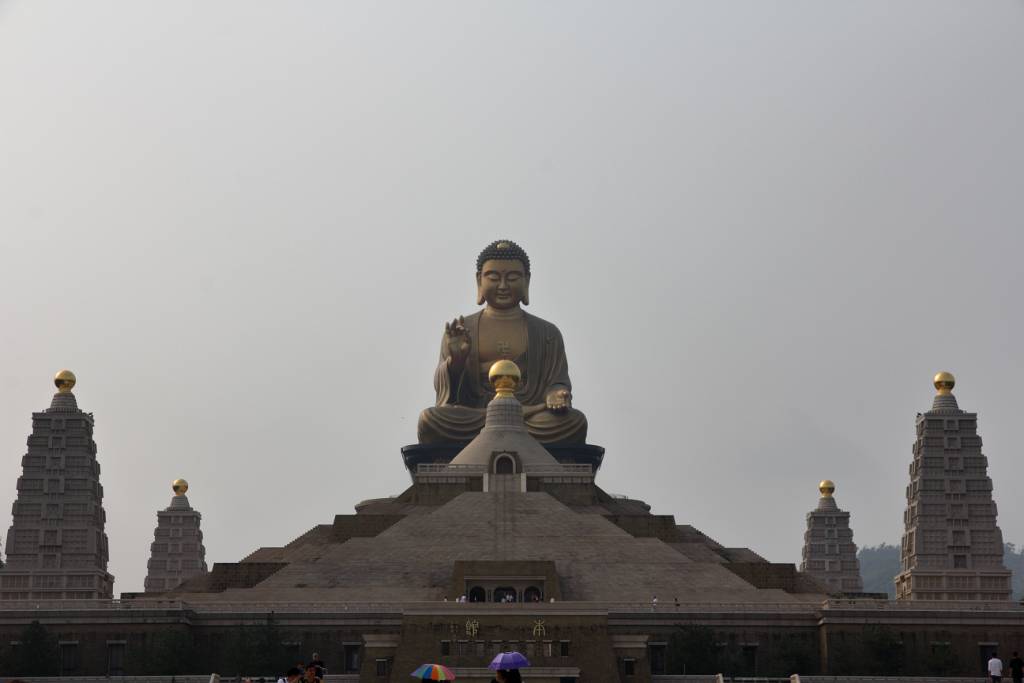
[933, 371, 955, 395]
[489, 360, 521, 398]
[173, 479, 189, 496]
[465, 619, 480, 637]
[819, 479, 835, 497]
[54, 369, 76, 393]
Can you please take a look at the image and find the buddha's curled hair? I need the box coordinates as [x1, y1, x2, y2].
[476, 240, 530, 275]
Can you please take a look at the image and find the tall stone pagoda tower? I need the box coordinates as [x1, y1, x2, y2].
[144, 478, 208, 592]
[0, 371, 114, 600]
[800, 479, 863, 593]
[895, 372, 1012, 601]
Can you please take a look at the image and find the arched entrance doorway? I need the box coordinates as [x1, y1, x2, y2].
[493, 586, 517, 603]
[468, 586, 486, 603]
[494, 454, 515, 474]
[523, 585, 543, 603]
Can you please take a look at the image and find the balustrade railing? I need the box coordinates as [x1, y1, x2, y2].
[1, 597, 1022, 614]
[416, 464, 487, 474]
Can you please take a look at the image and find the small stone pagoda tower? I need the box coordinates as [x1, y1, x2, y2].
[895, 372, 1012, 601]
[800, 480, 863, 593]
[144, 479, 208, 592]
[0, 371, 114, 600]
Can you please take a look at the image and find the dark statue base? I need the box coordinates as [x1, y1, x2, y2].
[401, 442, 604, 474]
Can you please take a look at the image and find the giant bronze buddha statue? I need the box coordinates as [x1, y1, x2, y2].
[417, 240, 588, 444]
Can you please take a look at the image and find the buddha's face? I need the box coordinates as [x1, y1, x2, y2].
[477, 259, 529, 308]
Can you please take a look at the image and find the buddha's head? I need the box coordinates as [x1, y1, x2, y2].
[476, 240, 530, 308]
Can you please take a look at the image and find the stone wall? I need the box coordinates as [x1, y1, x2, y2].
[721, 562, 799, 592]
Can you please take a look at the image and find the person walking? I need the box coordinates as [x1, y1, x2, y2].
[1009, 651, 1023, 683]
[491, 670, 523, 683]
[309, 652, 326, 677]
[989, 651, 1004, 683]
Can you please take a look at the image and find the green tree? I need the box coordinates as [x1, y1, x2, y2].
[223, 615, 290, 676]
[7, 620, 60, 675]
[766, 633, 817, 677]
[151, 629, 197, 675]
[925, 640, 960, 676]
[666, 625, 718, 674]
[862, 624, 904, 675]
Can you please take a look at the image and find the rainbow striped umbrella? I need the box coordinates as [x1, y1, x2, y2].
[411, 663, 456, 680]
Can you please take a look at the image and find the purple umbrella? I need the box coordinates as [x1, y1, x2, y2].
[489, 651, 530, 670]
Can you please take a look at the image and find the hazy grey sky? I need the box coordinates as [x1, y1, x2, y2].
[1, 2, 1022, 594]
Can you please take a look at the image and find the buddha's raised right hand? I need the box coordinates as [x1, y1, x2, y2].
[444, 316, 471, 368]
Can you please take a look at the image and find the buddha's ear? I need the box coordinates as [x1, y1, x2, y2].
[476, 273, 485, 306]
[522, 275, 530, 306]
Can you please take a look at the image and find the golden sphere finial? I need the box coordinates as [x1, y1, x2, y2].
[488, 360, 521, 398]
[934, 371, 955, 396]
[54, 369, 76, 393]
[819, 479, 835, 497]
[172, 479, 189, 496]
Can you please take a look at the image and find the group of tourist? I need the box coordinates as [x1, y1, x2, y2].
[987, 650, 1024, 682]
[276, 653, 326, 683]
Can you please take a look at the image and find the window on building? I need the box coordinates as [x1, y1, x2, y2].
[980, 644, 999, 673]
[59, 642, 79, 675]
[107, 642, 126, 676]
[954, 555, 968, 569]
[35, 574, 62, 589]
[441, 640, 451, 656]
[493, 586, 516, 602]
[375, 658, 390, 677]
[560, 640, 570, 657]
[343, 643, 361, 673]
[741, 644, 758, 676]
[543, 641, 553, 657]
[649, 643, 667, 675]
[623, 657, 636, 676]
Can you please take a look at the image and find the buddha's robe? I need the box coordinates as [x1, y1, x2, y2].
[417, 310, 587, 444]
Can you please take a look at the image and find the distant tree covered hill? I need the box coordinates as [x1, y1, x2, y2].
[1005, 543, 1024, 600]
[857, 542, 1024, 600]
[858, 543, 899, 597]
